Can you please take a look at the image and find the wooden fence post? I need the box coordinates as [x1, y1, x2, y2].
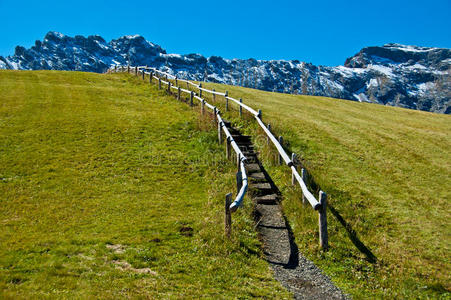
[135, 66, 138, 76]
[267, 124, 271, 145]
[226, 137, 231, 160]
[114, 65, 117, 72]
[199, 83, 202, 98]
[319, 191, 328, 250]
[239, 98, 243, 117]
[302, 168, 307, 205]
[291, 153, 296, 185]
[225, 193, 232, 238]
[190, 91, 194, 107]
[158, 78, 161, 89]
[218, 122, 223, 144]
[175, 76, 178, 86]
[201, 100, 205, 115]
[213, 88, 216, 101]
[178, 87, 181, 100]
[258, 109, 262, 120]
[278, 136, 283, 165]
[127, 65, 130, 73]
[225, 91, 229, 111]
[149, 71, 153, 83]
[168, 82, 171, 93]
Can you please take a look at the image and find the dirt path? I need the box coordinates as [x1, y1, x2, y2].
[227, 122, 348, 299]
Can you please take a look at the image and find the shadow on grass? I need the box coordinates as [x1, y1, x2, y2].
[328, 204, 377, 263]
[290, 150, 378, 264]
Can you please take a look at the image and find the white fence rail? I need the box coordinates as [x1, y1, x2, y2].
[109, 65, 328, 249]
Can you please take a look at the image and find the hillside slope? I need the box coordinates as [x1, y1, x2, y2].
[0, 70, 291, 298]
[197, 80, 451, 298]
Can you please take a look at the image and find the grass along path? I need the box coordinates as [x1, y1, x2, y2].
[194, 80, 451, 299]
[0, 70, 291, 298]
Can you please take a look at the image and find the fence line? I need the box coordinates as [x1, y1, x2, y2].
[110, 65, 328, 250]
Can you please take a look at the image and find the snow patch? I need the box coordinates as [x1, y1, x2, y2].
[368, 64, 394, 77]
[367, 78, 378, 88]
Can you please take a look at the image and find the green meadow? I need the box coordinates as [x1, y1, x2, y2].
[0, 70, 290, 298]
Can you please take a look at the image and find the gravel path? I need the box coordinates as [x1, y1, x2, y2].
[227, 122, 348, 299]
[254, 202, 347, 299]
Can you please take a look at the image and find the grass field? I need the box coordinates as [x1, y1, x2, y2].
[0, 71, 291, 298]
[195, 80, 451, 299]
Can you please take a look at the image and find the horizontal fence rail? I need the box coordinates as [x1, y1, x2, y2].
[138, 66, 249, 215]
[109, 65, 329, 250]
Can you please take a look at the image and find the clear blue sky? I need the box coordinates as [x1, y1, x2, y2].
[1, 0, 450, 66]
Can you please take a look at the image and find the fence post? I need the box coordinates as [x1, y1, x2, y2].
[201, 100, 205, 115]
[135, 66, 138, 76]
[267, 124, 271, 145]
[175, 76, 178, 86]
[199, 83, 202, 98]
[149, 71, 153, 83]
[218, 122, 223, 144]
[142, 69, 145, 80]
[278, 136, 283, 165]
[213, 88, 216, 101]
[319, 191, 328, 250]
[127, 65, 130, 73]
[225, 91, 229, 111]
[168, 82, 171, 93]
[158, 78, 161, 89]
[291, 153, 296, 185]
[239, 98, 243, 117]
[236, 156, 242, 188]
[225, 193, 232, 238]
[302, 168, 307, 205]
[190, 91, 194, 107]
[226, 137, 231, 160]
[114, 65, 117, 72]
[178, 87, 181, 100]
[258, 109, 262, 120]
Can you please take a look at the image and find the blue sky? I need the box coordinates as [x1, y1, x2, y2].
[1, 0, 450, 66]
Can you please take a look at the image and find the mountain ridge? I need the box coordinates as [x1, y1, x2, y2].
[1, 31, 450, 114]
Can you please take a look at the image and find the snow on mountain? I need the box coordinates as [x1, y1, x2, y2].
[1, 32, 450, 114]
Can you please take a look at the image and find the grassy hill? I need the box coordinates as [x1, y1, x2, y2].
[1, 70, 449, 299]
[196, 81, 451, 298]
[0, 71, 291, 298]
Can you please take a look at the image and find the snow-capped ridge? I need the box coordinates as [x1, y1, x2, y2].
[1, 33, 450, 114]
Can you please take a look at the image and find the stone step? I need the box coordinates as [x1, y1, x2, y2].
[250, 182, 272, 190]
[245, 163, 261, 173]
[242, 151, 257, 158]
[254, 194, 279, 204]
[249, 172, 266, 181]
[244, 156, 258, 163]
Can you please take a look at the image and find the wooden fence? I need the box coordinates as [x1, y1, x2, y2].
[109, 65, 328, 250]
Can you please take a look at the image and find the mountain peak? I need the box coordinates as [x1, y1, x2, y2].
[344, 43, 451, 68]
[44, 31, 66, 41]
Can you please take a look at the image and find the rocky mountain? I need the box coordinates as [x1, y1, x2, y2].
[1, 32, 450, 114]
